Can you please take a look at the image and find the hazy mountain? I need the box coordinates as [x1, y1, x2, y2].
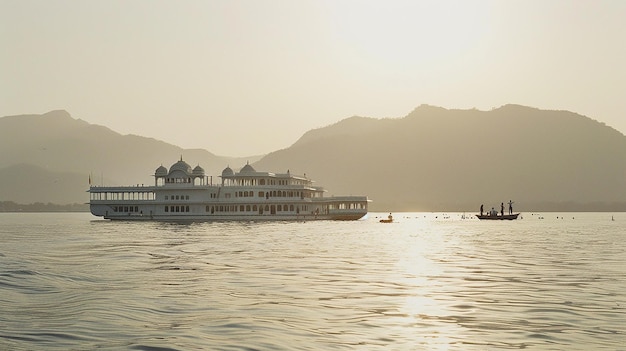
[0, 110, 261, 204]
[0, 164, 90, 204]
[2, 106, 625, 211]
[254, 104, 626, 211]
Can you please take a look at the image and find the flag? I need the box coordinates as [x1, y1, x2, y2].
[89, 173, 92, 185]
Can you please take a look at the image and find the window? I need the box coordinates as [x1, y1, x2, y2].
[165, 206, 169, 212]
[165, 196, 168, 200]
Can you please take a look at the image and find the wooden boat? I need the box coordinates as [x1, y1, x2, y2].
[380, 214, 393, 223]
[476, 213, 520, 220]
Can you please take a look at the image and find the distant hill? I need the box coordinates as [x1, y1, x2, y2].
[0, 110, 262, 204]
[254, 104, 626, 211]
[2, 106, 625, 211]
[0, 164, 91, 204]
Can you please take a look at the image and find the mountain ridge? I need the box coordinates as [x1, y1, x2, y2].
[0, 111, 262, 204]
[255, 104, 626, 211]
[1, 105, 625, 211]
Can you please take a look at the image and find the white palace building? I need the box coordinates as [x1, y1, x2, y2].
[89, 158, 369, 221]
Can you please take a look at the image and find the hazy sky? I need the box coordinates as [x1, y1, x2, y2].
[2, 0, 625, 156]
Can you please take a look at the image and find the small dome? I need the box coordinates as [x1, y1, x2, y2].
[170, 159, 192, 174]
[221, 166, 234, 177]
[155, 165, 168, 177]
[240, 163, 256, 173]
[193, 165, 205, 175]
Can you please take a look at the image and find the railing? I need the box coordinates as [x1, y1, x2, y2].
[90, 183, 324, 191]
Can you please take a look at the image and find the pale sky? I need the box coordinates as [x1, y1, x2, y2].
[2, 0, 625, 156]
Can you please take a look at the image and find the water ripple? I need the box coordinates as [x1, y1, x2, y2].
[0, 212, 625, 350]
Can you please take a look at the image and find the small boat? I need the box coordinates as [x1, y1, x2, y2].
[476, 213, 520, 220]
[379, 213, 393, 223]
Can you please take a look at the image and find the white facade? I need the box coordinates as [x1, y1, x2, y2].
[89, 158, 369, 221]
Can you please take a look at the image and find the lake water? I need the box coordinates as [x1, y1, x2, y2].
[1, 212, 624, 350]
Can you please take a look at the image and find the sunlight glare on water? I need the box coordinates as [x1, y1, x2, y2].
[0, 212, 624, 350]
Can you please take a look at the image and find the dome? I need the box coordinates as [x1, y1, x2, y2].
[240, 163, 256, 174]
[192, 165, 205, 176]
[170, 158, 192, 174]
[221, 166, 234, 177]
[155, 165, 168, 177]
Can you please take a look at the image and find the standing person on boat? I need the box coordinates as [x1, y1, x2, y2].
[480, 204, 484, 216]
[508, 200, 514, 215]
[388, 213, 393, 221]
[501, 202, 504, 216]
